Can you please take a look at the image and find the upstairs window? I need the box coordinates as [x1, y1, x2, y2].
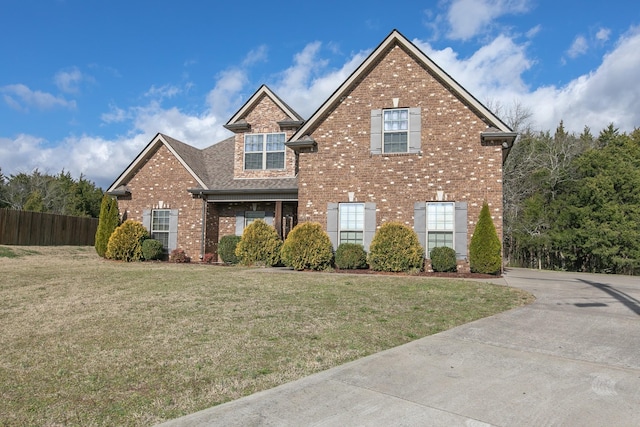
[370, 107, 421, 155]
[383, 109, 408, 153]
[244, 133, 286, 170]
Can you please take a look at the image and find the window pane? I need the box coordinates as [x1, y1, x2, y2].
[427, 202, 454, 231]
[151, 231, 169, 249]
[266, 133, 285, 151]
[340, 231, 363, 245]
[245, 135, 263, 152]
[245, 153, 263, 169]
[151, 210, 170, 232]
[266, 152, 284, 169]
[339, 203, 364, 230]
[428, 231, 454, 255]
[384, 132, 408, 153]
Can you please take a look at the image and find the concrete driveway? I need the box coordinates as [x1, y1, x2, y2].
[158, 268, 640, 426]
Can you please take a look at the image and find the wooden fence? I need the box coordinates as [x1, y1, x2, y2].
[0, 209, 98, 246]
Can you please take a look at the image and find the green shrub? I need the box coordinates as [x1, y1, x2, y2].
[105, 220, 148, 262]
[169, 248, 191, 263]
[469, 202, 502, 275]
[368, 222, 424, 272]
[218, 235, 241, 264]
[141, 239, 164, 261]
[280, 222, 334, 271]
[235, 220, 282, 267]
[430, 246, 457, 272]
[95, 195, 120, 258]
[335, 243, 368, 269]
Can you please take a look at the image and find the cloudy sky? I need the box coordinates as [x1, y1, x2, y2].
[1, 0, 638, 189]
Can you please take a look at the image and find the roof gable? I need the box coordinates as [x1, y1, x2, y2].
[225, 85, 303, 132]
[291, 29, 512, 141]
[106, 133, 208, 193]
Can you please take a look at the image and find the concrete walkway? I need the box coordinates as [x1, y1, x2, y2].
[158, 268, 640, 426]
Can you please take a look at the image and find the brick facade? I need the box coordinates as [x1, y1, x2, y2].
[232, 94, 297, 179]
[297, 43, 504, 256]
[116, 144, 205, 259]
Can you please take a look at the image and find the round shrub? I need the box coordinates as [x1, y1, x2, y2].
[335, 243, 368, 269]
[368, 222, 424, 272]
[235, 220, 282, 267]
[105, 220, 148, 262]
[169, 248, 191, 263]
[430, 246, 457, 272]
[470, 202, 502, 274]
[280, 222, 334, 271]
[218, 235, 241, 264]
[141, 238, 164, 261]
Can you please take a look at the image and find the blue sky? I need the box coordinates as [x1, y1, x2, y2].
[1, 0, 639, 189]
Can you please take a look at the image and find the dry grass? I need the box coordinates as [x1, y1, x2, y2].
[0, 246, 533, 426]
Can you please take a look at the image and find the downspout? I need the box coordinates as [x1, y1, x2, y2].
[200, 192, 206, 260]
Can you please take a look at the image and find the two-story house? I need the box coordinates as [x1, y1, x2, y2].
[107, 30, 516, 270]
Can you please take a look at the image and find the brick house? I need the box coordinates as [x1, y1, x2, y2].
[107, 30, 516, 269]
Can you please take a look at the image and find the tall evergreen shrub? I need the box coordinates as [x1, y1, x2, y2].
[280, 222, 334, 270]
[469, 202, 502, 274]
[235, 220, 282, 266]
[95, 195, 120, 257]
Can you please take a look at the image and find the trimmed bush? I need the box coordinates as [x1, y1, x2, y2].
[95, 195, 120, 258]
[335, 243, 368, 269]
[141, 238, 164, 261]
[430, 246, 457, 272]
[169, 248, 191, 263]
[280, 222, 334, 271]
[368, 222, 424, 272]
[105, 220, 148, 262]
[469, 202, 502, 274]
[235, 220, 282, 267]
[218, 235, 241, 264]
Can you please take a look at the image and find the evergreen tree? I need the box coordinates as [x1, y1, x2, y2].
[469, 202, 502, 274]
[95, 195, 120, 257]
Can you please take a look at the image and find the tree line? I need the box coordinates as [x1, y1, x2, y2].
[0, 169, 103, 218]
[503, 120, 640, 275]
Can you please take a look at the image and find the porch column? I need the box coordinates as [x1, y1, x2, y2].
[274, 200, 283, 238]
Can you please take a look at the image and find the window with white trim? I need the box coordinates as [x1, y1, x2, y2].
[244, 133, 286, 170]
[151, 209, 170, 249]
[339, 203, 364, 245]
[383, 108, 408, 153]
[427, 202, 454, 255]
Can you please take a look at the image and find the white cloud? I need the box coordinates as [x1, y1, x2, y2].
[445, 0, 531, 40]
[144, 84, 181, 100]
[567, 35, 589, 58]
[0, 84, 76, 111]
[54, 67, 89, 94]
[273, 42, 369, 117]
[596, 27, 611, 42]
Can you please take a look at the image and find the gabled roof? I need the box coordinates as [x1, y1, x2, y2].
[290, 29, 513, 142]
[106, 133, 208, 193]
[224, 84, 303, 131]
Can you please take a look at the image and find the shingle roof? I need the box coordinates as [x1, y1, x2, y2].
[198, 137, 298, 192]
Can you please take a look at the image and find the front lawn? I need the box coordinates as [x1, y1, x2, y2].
[0, 246, 533, 426]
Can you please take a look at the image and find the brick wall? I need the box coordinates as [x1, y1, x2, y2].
[116, 144, 205, 259]
[297, 43, 504, 258]
[233, 94, 298, 179]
